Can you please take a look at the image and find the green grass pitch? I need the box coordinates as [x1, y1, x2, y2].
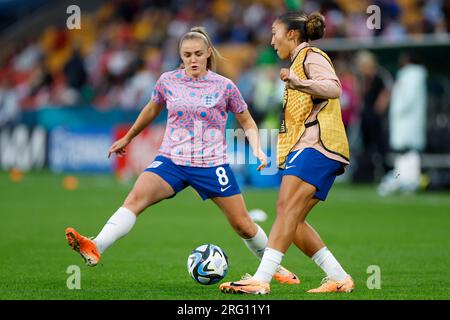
[1, 171, 449, 300]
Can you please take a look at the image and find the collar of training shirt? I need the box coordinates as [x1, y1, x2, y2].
[182, 68, 211, 82]
[290, 42, 310, 62]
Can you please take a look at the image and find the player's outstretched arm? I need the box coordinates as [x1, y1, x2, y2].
[108, 101, 164, 158]
[234, 110, 267, 171]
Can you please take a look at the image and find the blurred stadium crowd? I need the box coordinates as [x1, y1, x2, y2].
[0, 0, 449, 190]
[1, 0, 448, 111]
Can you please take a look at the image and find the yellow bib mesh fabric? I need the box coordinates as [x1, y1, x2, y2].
[277, 47, 350, 168]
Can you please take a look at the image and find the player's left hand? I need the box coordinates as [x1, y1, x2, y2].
[280, 68, 296, 89]
[256, 151, 268, 171]
[280, 68, 290, 82]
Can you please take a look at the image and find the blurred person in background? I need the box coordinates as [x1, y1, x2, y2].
[353, 50, 392, 183]
[120, 57, 156, 110]
[236, 59, 258, 120]
[49, 74, 80, 106]
[334, 58, 359, 131]
[63, 46, 87, 91]
[378, 52, 427, 196]
[0, 78, 21, 126]
[252, 65, 285, 125]
[333, 58, 360, 182]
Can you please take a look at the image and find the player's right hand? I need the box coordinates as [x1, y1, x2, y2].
[108, 136, 131, 158]
[256, 151, 268, 171]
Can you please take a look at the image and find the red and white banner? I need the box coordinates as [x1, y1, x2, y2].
[114, 125, 165, 179]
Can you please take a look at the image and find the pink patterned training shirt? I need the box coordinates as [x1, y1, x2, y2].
[151, 69, 247, 167]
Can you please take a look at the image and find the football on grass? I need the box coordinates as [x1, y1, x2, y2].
[187, 244, 228, 285]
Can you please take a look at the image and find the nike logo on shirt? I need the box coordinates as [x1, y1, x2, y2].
[285, 165, 296, 170]
[220, 185, 232, 192]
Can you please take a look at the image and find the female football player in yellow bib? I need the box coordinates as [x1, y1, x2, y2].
[221, 12, 355, 294]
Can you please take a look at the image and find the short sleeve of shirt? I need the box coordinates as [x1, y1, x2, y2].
[226, 80, 248, 113]
[150, 74, 166, 106]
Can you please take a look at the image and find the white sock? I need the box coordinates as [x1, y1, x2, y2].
[242, 224, 267, 260]
[311, 246, 348, 281]
[94, 207, 137, 254]
[252, 248, 284, 283]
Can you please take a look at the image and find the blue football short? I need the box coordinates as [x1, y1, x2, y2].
[144, 155, 241, 200]
[282, 148, 345, 201]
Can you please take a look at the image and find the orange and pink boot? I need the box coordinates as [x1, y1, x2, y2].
[220, 266, 299, 295]
[273, 265, 300, 285]
[65, 227, 101, 267]
[307, 276, 355, 293]
[220, 277, 271, 295]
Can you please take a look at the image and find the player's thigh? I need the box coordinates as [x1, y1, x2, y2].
[211, 194, 256, 237]
[277, 175, 316, 220]
[123, 171, 175, 214]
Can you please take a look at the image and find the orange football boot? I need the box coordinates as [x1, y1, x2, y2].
[65, 227, 101, 266]
[220, 277, 270, 295]
[273, 265, 300, 284]
[307, 276, 355, 293]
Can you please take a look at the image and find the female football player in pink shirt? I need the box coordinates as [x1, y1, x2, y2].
[65, 26, 298, 285]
